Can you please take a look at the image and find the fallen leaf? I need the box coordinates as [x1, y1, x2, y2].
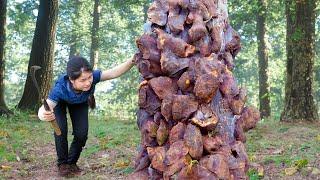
[101, 153, 110, 158]
[250, 163, 264, 177]
[114, 160, 130, 168]
[16, 155, 20, 162]
[1, 165, 12, 170]
[284, 167, 297, 176]
[311, 168, 320, 175]
[0, 130, 9, 138]
[272, 148, 284, 155]
[257, 166, 264, 177]
[249, 155, 256, 161]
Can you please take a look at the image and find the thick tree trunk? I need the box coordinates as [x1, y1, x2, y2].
[257, 0, 270, 118]
[90, 0, 100, 69]
[283, 0, 294, 117]
[281, 0, 318, 121]
[0, 0, 11, 115]
[69, 0, 81, 59]
[131, 0, 260, 179]
[17, 0, 59, 111]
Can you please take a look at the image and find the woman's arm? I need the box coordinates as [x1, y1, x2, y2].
[100, 57, 135, 81]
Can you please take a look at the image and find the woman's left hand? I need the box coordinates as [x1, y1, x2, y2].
[131, 52, 141, 65]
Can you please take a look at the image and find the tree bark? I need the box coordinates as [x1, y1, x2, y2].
[281, 0, 318, 121]
[69, 0, 81, 59]
[0, 0, 12, 115]
[257, 0, 270, 118]
[90, 0, 100, 69]
[17, 0, 59, 111]
[131, 0, 260, 178]
[143, 2, 149, 22]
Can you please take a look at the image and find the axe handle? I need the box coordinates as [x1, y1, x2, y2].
[43, 99, 62, 136]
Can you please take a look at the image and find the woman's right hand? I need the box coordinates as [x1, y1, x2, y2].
[42, 110, 56, 121]
[38, 105, 56, 121]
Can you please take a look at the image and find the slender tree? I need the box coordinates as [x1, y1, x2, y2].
[281, 0, 318, 121]
[69, 0, 81, 59]
[90, 0, 100, 69]
[257, 0, 270, 118]
[17, 0, 59, 111]
[143, 2, 148, 22]
[0, 0, 11, 115]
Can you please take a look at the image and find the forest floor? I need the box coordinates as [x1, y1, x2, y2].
[0, 112, 320, 180]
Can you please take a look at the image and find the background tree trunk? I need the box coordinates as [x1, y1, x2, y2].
[69, 0, 81, 59]
[281, 0, 318, 121]
[0, 0, 11, 115]
[17, 0, 59, 111]
[257, 0, 270, 118]
[90, 0, 100, 69]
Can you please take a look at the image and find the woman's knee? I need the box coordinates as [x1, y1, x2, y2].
[73, 132, 88, 145]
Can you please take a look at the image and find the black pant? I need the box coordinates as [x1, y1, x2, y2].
[53, 101, 88, 166]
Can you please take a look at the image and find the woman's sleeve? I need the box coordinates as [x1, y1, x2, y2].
[47, 85, 61, 104]
[93, 69, 102, 84]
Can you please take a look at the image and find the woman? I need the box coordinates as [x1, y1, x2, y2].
[37, 56, 135, 176]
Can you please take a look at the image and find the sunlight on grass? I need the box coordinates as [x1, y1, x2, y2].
[1, 111, 319, 179]
[247, 168, 263, 180]
[0, 111, 51, 162]
[82, 115, 140, 158]
[246, 118, 320, 179]
[91, 116, 140, 149]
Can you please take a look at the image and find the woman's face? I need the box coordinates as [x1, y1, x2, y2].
[70, 71, 93, 92]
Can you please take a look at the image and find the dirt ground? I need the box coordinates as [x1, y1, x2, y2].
[0, 142, 132, 179]
[1, 120, 320, 180]
[245, 121, 320, 180]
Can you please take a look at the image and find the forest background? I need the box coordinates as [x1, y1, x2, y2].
[1, 0, 319, 119]
[0, 0, 320, 179]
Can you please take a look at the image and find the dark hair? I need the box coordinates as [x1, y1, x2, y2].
[67, 56, 96, 109]
[67, 56, 93, 80]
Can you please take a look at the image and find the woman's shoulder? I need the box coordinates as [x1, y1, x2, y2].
[51, 74, 69, 92]
[92, 69, 102, 84]
[48, 75, 69, 102]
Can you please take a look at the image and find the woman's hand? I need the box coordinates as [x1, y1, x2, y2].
[42, 110, 56, 122]
[38, 105, 56, 121]
[131, 52, 141, 65]
[100, 55, 138, 81]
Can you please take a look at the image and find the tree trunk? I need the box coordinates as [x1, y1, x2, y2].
[69, 0, 81, 59]
[0, 0, 12, 115]
[131, 0, 260, 178]
[257, 0, 270, 118]
[143, 2, 149, 23]
[281, 0, 318, 121]
[17, 0, 59, 111]
[90, 0, 100, 69]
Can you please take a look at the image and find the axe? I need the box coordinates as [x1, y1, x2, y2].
[31, 66, 61, 136]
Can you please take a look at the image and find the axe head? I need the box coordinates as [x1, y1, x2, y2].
[30, 65, 42, 96]
[31, 65, 41, 71]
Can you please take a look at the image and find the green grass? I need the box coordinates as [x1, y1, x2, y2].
[246, 118, 320, 178]
[1, 111, 319, 179]
[0, 110, 51, 162]
[247, 168, 263, 180]
[93, 116, 140, 149]
[83, 116, 140, 156]
[0, 110, 140, 178]
[0, 110, 140, 163]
